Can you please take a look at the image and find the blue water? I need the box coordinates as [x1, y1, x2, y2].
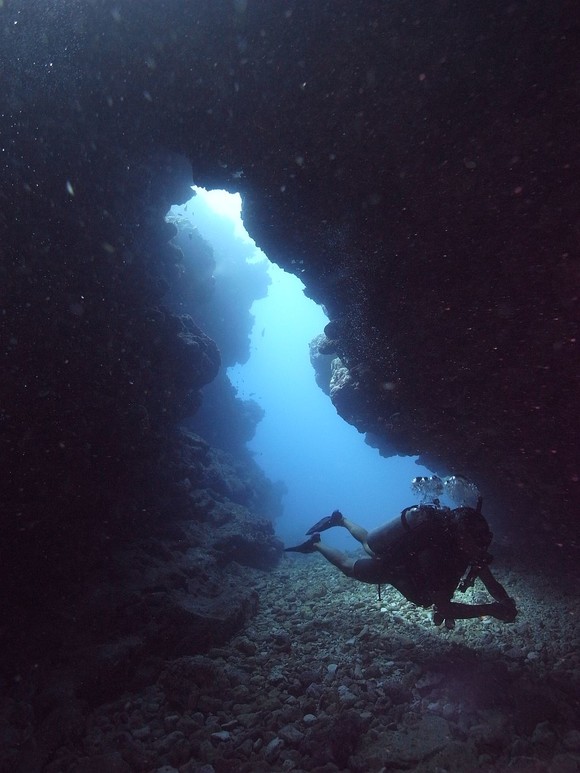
[170, 188, 433, 552]
[228, 261, 433, 551]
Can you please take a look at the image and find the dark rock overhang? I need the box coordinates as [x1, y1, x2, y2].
[171, 1, 578, 532]
[183, 1, 580, 534]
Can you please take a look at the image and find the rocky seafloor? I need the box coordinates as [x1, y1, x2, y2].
[8, 548, 578, 773]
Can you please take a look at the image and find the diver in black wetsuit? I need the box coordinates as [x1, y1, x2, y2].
[284, 477, 517, 629]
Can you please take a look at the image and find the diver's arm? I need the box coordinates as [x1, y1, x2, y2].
[477, 565, 514, 604]
[434, 599, 517, 625]
[433, 579, 517, 627]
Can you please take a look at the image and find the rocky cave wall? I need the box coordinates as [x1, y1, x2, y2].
[0, 0, 578, 698]
[0, 1, 286, 709]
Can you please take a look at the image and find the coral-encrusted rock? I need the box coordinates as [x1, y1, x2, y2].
[211, 503, 282, 570]
[329, 358, 356, 419]
[309, 334, 335, 396]
[137, 572, 260, 658]
[174, 315, 220, 392]
[169, 428, 285, 524]
[165, 430, 285, 577]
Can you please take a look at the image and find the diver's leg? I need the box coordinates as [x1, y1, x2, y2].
[284, 535, 357, 576]
[314, 542, 356, 576]
[339, 516, 373, 556]
[306, 510, 374, 555]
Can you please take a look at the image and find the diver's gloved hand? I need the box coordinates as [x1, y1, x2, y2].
[490, 597, 517, 623]
[432, 608, 455, 629]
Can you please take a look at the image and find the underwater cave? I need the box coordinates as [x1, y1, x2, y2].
[0, 1, 578, 771]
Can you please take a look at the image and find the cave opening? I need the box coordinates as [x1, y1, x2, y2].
[166, 187, 433, 551]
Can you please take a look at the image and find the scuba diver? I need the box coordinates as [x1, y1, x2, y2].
[284, 475, 517, 629]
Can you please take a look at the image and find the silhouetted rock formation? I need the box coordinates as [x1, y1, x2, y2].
[164, 192, 273, 458]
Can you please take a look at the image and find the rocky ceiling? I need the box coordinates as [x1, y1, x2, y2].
[1, 0, 578, 557]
